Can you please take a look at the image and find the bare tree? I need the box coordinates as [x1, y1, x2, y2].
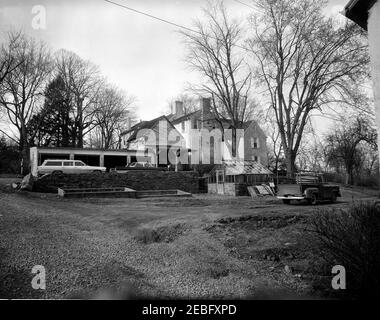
[325, 116, 377, 185]
[359, 142, 378, 176]
[92, 85, 135, 149]
[180, 1, 253, 156]
[0, 31, 22, 85]
[264, 110, 283, 171]
[248, 0, 369, 176]
[55, 50, 103, 147]
[296, 136, 325, 172]
[0, 31, 52, 173]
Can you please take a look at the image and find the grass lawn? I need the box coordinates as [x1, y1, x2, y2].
[0, 180, 376, 299]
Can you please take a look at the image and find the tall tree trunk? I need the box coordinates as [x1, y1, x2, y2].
[19, 125, 30, 175]
[77, 97, 84, 148]
[345, 172, 350, 185]
[231, 127, 236, 158]
[348, 169, 354, 185]
[20, 147, 30, 175]
[285, 149, 296, 177]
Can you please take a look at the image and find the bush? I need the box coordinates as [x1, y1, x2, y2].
[323, 172, 379, 188]
[133, 223, 187, 244]
[354, 175, 379, 188]
[323, 172, 346, 184]
[0, 145, 20, 174]
[190, 164, 215, 176]
[310, 201, 380, 299]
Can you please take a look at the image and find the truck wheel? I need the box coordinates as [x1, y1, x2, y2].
[308, 193, 318, 205]
[282, 199, 291, 205]
[374, 200, 380, 212]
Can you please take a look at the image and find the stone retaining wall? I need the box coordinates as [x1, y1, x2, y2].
[34, 171, 200, 194]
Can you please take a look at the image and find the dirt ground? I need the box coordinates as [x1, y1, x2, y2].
[0, 177, 378, 299]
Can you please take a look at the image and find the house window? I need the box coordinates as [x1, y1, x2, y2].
[193, 120, 198, 129]
[216, 170, 224, 183]
[253, 155, 260, 162]
[251, 137, 259, 149]
[181, 122, 185, 132]
[225, 175, 235, 183]
[45, 161, 62, 166]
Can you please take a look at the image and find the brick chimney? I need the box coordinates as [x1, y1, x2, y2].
[174, 101, 184, 117]
[200, 97, 212, 123]
[126, 117, 132, 131]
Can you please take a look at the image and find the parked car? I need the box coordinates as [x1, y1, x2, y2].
[277, 172, 341, 205]
[37, 159, 106, 175]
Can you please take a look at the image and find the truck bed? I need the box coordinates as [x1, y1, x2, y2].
[277, 184, 302, 197]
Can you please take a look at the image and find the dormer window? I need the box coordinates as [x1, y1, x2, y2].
[181, 122, 185, 132]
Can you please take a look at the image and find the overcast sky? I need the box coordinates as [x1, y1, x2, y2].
[0, 0, 349, 129]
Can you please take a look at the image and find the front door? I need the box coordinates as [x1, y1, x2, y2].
[216, 170, 225, 194]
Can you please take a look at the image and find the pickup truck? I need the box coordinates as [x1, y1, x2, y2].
[277, 172, 341, 205]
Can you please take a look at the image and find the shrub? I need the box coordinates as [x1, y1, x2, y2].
[323, 172, 379, 188]
[134, 224, 187, 244]
[354, 175, 379, 188]
[0, 145, 20, 174]
[310, 201, 380, 299]
[323, 172, 346, 184]
[190, 164, 215, 176]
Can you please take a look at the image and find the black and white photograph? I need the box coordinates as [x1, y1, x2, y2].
[0, 0, 379, 307]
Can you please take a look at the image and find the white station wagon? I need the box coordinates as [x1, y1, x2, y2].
[37, 159, 106, 175]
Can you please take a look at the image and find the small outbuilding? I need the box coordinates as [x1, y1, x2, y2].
[207, 160, 273, 196]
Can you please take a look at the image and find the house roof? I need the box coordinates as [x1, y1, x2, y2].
[169, 110, 201, 124]
[212, 160, 272, 175]
[344, 0, 377, 30]
[169, 110, 257, 131]
[120, 115, 174, 142]
[122, 108, 264, 145]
